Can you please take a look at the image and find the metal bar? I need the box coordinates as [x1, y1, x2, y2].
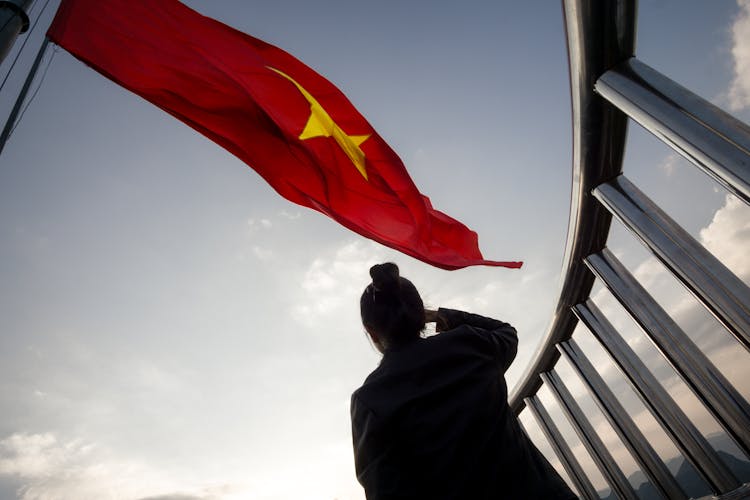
[525, 395, 599, 500]
[574, 300, 741, 493]
[713, 483, 750, 500]
[0, 36, 49, 156]
[594, 175, 750, 352]
[542, 371, 638, 500]
[0, 0, 31, 65]
[559, 339, 686, 499]
[586, 248, 750, 460]
[509, 0, 636, 415]
[597, 58, 750, 206]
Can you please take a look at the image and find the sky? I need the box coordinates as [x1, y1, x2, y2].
[0, 0, 749, 499]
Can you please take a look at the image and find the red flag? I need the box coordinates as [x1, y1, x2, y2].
[47, 0, 521, 270]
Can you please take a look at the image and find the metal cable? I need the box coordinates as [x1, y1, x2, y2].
[7, 41, 56, 137]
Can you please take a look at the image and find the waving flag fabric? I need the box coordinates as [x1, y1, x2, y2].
[47, 0, 521, 270]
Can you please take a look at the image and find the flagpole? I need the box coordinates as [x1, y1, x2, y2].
[0, 0, 31, 65]
[0, 36, 49, 156]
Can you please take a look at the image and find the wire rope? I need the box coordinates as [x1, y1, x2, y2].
[8, 42, 56, 137]
[8, 41, 55, 138]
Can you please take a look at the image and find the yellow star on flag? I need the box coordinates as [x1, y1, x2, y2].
[268, 67, 371, 180]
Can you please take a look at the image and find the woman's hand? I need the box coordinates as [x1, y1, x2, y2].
[424, 309, 439, 323]
[425, 308, 449, 332]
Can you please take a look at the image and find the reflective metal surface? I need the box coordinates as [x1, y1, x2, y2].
[505, 0, 750, 493]
[0, 37, 49, 156]
[594, 175, 750, 352]
[574, 301, 740, 493]
[714, 483, 750, 500]
[543, 371, 638, 500]
[509, 0, 636, 414]
[586, 248, 750, 460]
[525, 395, 599, 500]
[0, 0, 30, 65]
[597, 58, 750, 206]
[559, 339, 686, 499]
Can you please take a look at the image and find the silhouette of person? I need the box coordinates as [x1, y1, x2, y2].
[351, 263, 578, 499]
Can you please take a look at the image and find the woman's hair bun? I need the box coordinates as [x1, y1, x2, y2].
[370, 262, 400, 293]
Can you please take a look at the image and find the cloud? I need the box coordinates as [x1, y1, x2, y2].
[137, 496, 211, 500]
[658, 153, 680, 177]
[278, 210, 301, 220]
[244, 217, 276, 261]
[728, 0, 750, 110]
[246, 217, 274, 234]
[699, 193, 750, 281]
[0, 433, 243, 500]
[0, 432, 122, 500]
[0, 433, 71, 478]
[291, 240, 387, 324]
[252, 245, 273, 261]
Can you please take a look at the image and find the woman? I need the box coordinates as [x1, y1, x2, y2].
[351, 263, 577, 500]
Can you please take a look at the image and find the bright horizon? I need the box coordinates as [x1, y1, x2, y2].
[1, 1, 750, 499]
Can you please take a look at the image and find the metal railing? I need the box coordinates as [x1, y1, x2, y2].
[508, 0, 750, 498]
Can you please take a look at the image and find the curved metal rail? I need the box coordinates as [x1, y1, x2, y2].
[509, 0, 635, 414]
[510, 0, 750, 498]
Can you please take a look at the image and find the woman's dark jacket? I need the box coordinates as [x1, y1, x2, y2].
[351, 308, 576, 500]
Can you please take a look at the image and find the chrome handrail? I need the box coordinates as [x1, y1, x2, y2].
[508, 0, 636, 414]
[511, 1, 750, 497]
[597, 58, 750, 205]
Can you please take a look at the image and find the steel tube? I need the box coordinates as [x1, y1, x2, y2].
[525, 395, 599, 500]
[586, 249, 750, 459]
[0, 37, 49, 156]
[0, 0, 31, 66]
[574, 300, 740, 493]
[559, 339, 686, 499]
[597, 58, 750, 206]
[716, 483, 750, 500]
[543, 371, 638, 500]
[594, 175, 750, 351]
[509, 0, 636, 415]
